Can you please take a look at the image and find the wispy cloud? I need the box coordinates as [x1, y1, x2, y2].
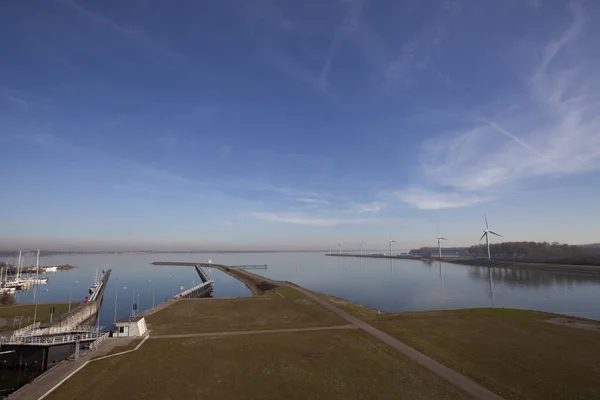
[295, 197, 330, 206]
[251, 212, 375, 226]
[383, 2, 457, 86]
[56, 0, 181, 60]
[341, 201, 386, 214]
[396, 188, 492, 210]
[4, 95, 30, 110]
[248, 0, 364, 94]
[414, 2, 600, 196]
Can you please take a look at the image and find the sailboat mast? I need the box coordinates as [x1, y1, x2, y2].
[17, 251, 22, 280]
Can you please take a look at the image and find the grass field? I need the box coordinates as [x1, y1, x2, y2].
[46, 330, 472, 400]
[0, 303, 70, 332]
[146, 286, 346, 334]
[314, 292, 600, 399]
[371, 308, 600, 400]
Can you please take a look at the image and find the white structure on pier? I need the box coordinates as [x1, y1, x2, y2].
[114, 316, 147, 337]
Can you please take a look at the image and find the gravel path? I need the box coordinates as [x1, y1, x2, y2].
[150, 324, 358, 339]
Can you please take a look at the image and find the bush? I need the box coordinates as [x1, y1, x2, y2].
[0, 293, 15, 305]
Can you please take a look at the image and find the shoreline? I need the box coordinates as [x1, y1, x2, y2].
[32, 266, 600, 400]
[323, 254, 600, 275]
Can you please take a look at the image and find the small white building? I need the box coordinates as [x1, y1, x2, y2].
[114, 316, 147, 337]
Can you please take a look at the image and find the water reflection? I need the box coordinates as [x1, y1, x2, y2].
[3, 253, 600, 322]
[466, 265, 600, 288]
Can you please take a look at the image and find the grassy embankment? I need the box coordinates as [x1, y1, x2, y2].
[45, 285, 472, 400]
[318, 293, 600, 400]
[0, 303, 70, 332]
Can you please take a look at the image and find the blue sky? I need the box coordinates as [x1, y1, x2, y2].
[1, 0, 599, 250]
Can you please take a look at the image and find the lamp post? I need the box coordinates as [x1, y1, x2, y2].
[32, 250, 41, 324]
[113, 278, 119, 323]
[169, 274, 174, 297]
[69, 280, 79, 312]
[149, 279, 155, 309]
[131, 288, 135, 321]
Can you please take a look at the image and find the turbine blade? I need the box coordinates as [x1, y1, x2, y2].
[485, 215, 489, 229]
[440, 237, 448, 240]
[489, 231, 503, 238]
[479, 232, 487, 241]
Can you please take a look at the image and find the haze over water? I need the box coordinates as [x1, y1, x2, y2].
[5, 253, 600, 327]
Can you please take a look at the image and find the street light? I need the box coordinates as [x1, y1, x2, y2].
[130, 288, 135, 321]
[169, 274, 174, 297]
[33, 288, 49, 325]
[69, 280, 79, 312]
[113, 278, 118, 323]
[149, 279, 155, 309]
[114, 283, 127, 324]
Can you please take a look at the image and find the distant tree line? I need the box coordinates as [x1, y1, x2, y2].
[467, 241, 600, 265]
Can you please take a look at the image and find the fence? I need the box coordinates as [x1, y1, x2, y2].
[2, 331, 105, 346]
[89, 332, 109, 350]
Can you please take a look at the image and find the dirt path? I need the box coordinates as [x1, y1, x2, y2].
[544, 317, 600, 333]
[289, 284, 505, 400]
[151, 264, 505, 399]
[150, 324, 358, 339]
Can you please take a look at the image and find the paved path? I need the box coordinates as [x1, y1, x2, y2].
[171, 265, 505, 399]
[9, 337, 135, 400]
[150, 324, 358, 339]
[291, 285, 505, 400]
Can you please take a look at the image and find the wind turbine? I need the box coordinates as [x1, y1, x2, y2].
[437, 234, 448, 259]
[338, 241, 343, 255]
[388, 235, 396, 258]
[480, 216, 503, 260]
[359, 241, 364, 257]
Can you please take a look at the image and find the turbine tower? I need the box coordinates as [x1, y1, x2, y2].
[388, 235, 396, 258]
[437, 235, 447, 259]
[338, 241, 343, 255]
[479, 216, 503, 260]
[359, 240, 364, 257]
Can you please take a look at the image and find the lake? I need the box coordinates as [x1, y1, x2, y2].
[4, 252, 600, 328]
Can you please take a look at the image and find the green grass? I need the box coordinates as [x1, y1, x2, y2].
[0, 303, 70, 332]
[46, 330, 472, 400]
[146, 287, 346, 334]
[369, 308, 600, 400]
[90, 338, 142, 359]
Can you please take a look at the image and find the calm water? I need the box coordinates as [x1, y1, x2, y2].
[4, 252, 600, 327]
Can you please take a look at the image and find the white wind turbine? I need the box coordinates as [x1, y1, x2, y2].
[437, 234, 448, 259]
[388, 235, 396, 258]
[359, 240, 364, 257]
[480, 216, 503, 260]
[338, 241, 343, 255]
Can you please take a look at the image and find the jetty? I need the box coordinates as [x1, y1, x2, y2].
[152, 262, 273, 295]
[172, 265, 213, 299]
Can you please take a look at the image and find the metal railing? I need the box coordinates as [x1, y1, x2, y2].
[11, 321, 41, 337]
[89, 332, 109, 350]
[174, 280, 213, 299]
[14, 325, 102, 338]
[3, 331, 105, 346]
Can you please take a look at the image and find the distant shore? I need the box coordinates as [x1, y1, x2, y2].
[324, 253, 600, 275]
[0, 264, 79, 273]
[443, 258, 600, 275]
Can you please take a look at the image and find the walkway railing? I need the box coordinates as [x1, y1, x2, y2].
[174, 280, 213, 299]
[11, 322, 41, 337]
[2, 331, 105, 346]
[89, 332, 109, 350]
[14, 325, 102, 338]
